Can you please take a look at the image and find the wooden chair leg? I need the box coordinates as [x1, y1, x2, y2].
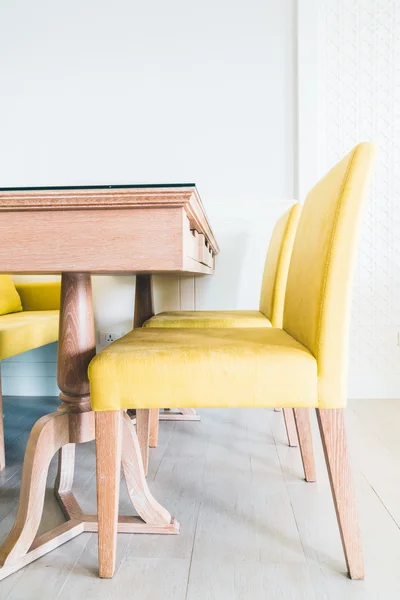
[149, 409, 159, 447]
[0, 367, 5, 471]
[316, 408, 364, 579]
[95, 410, 122, 579]
[136, 409, 150, 475]
[293, 409, 316, 482]
[282, 408, 298, 447]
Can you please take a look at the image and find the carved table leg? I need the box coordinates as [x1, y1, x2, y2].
[0, 272, 177, 582]
[54, 272, 97, 517]
[158, 407, 201, 422]
[133, 275, 160, 454]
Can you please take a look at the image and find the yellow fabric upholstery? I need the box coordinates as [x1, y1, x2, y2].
[144, 203, 301, 330]
[0, 275, 22, 316]
[0, 281, 61, 360]
[143, 310, 271, 329]
[88, 328, 318, 411]
[15, 282, 61, 311]
[0, 310, 59, 361]
[259, 203, 302, 325]
[283, 143, 376, 408]
[89, 142, 375, 412]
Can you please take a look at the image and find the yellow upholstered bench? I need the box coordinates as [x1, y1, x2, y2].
[0, 278, 60, 470]
[89, 142, 376, 580]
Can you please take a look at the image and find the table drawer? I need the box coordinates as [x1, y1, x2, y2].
[184, 224, 215, 273]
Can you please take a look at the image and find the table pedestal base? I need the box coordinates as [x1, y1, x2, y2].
[0, 410, 178, 582]
[159, 408, 201, 422]
[0, 272, 180, 582]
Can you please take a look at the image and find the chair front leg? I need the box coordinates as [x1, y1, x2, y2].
[316, 408, 364, 579]
[95, 410, 122, 579]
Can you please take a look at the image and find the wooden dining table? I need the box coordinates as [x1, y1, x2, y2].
[0, 184, 219, 580]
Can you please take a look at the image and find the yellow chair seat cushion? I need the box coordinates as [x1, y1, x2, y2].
[0, 310, 59, 360]
[143, 310, 272, 329]
[0, 275, 23, 316]
[89, 328, 318, 411]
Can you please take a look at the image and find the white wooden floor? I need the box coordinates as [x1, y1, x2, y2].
[0, 398, 400, 599]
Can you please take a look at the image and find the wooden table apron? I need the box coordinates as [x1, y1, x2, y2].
[0, 186, 218, 580]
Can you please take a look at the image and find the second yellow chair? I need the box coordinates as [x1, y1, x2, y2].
[143, 203, 306, 457]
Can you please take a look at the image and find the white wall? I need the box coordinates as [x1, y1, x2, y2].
[312, 0, 400, 399]
[0, 0, 295, 395]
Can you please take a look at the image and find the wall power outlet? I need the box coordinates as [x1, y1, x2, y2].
[99, 331, 127, 345]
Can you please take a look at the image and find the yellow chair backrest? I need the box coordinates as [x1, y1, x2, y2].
[283, 142, 376, 407]
[259, 203, 302, 327]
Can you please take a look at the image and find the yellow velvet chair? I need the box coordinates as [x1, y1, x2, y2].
[143, 203, 302, 449]
[89, 142, 376, 579]
[0, 278, 60, 470]
[144, 203, 301, 330]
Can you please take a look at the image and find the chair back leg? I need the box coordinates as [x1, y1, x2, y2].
[136, 409, 150, 475]
[95, 410, 122, 578]
[282, 408, 298, 447]
[316, 408, 364, 579]
[293, 409, 316, 482]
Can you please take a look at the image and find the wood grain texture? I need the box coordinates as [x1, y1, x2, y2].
[316, 408, 364, 579]
[0, 409, 71, 566]
[0, 208, 183, 273]
[57, 273, 96, 411]
[121, 411, 173, 527]
[134, 274, 154, 328]
[149, 409, 159, 447]
[133, 274, 159, 453]
[0, 187, 218, 275]
[95, 410, 122, 578]
[83, 515, 179, 534]
[54, 444, 80, 520]
[0, 367, 4, 471]
[282, 408, 298, 447]
[136, 409, 150, 476]
[0, 185, 219, 256]
[0, 521, 85, 582]
[293, 409, 316, 482]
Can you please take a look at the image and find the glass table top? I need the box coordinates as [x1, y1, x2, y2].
[0, 183, 196, 192]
